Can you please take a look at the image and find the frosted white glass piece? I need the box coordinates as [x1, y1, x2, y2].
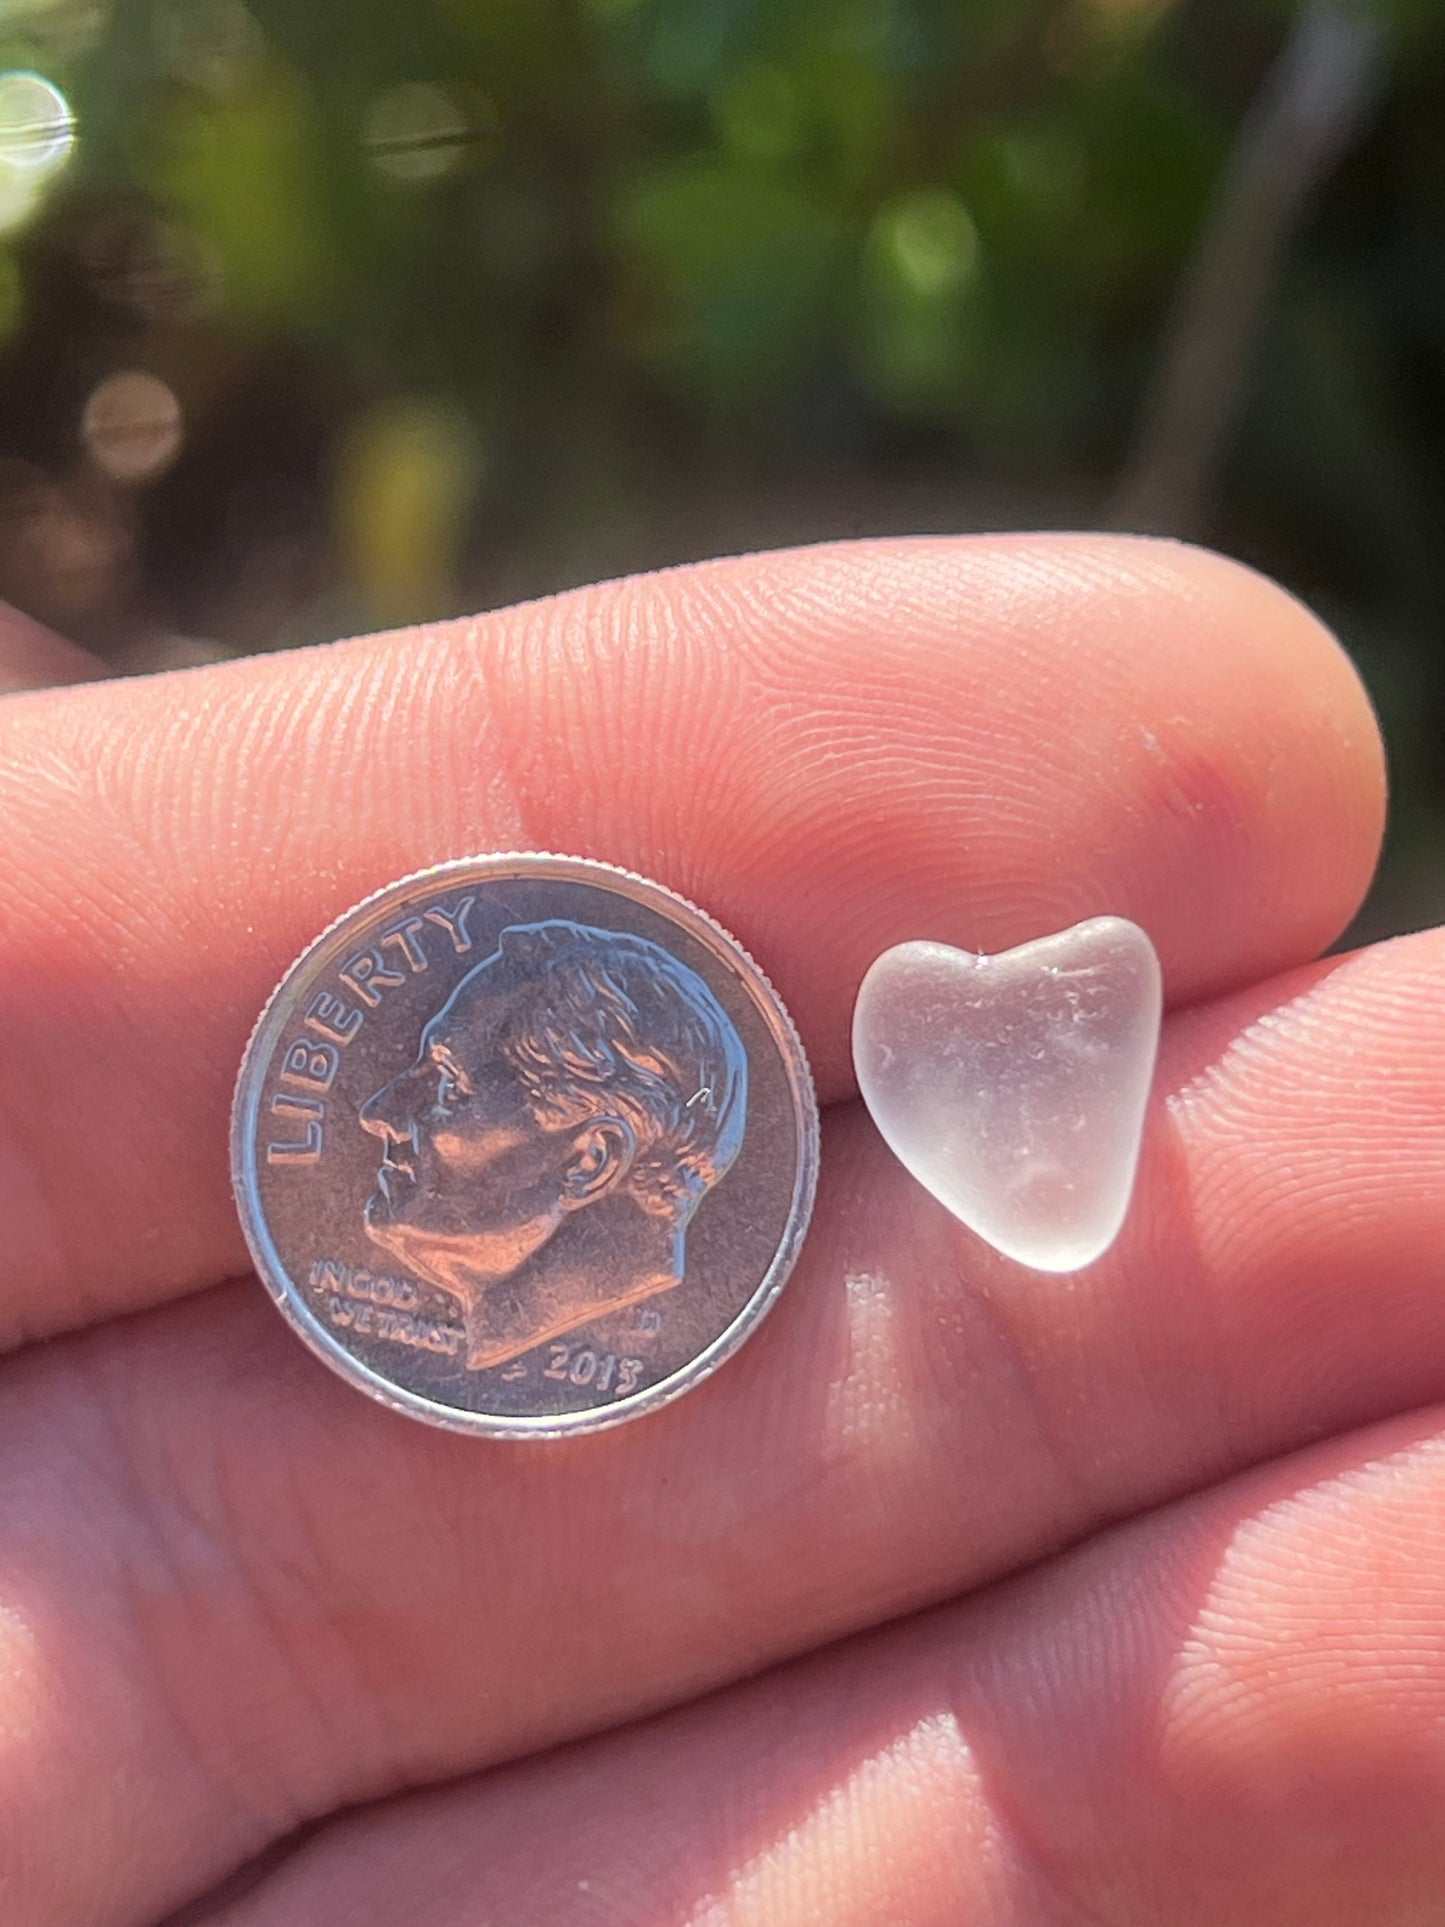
[852, 918, 1161, 1273]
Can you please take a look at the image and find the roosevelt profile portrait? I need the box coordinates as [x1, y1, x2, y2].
[357, 919, 748, 1370]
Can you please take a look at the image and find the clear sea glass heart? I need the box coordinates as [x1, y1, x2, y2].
[852, 917, 1161, 1273]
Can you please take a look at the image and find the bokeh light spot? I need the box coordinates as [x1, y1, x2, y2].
[872, 188, 980, 299]
[364, 83, 492, 185]
[0, 71, 75, 177]
[336, 397, 482, 626]
[82, 371, 184, 484]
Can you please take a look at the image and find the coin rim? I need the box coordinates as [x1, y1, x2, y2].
[230, 852, 820, 1438]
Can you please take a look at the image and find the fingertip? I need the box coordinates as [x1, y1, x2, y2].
[1113, 537, 1388, 952]
[962, 532, 1389, 990]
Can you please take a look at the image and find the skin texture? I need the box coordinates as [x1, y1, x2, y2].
[2, 535, 1444, 1926]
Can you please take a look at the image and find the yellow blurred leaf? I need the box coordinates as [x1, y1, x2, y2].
[334, 398, 482, 629]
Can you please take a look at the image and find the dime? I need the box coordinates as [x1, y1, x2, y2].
[231, 854, 819, 1437]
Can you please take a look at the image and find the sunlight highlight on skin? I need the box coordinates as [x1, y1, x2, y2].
[1163, 961, 1354, 1125]
[1129, 1428, 1445, 1926]
[1161, 1433, 1445, 1779]
[0, 1593, 54, 1907]
[687, 1709, 1003, 1927]
[0, 1596, 42, 1742]
[834, 1267, 919, 1462]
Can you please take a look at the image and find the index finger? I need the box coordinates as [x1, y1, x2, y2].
[0, 534, 1383, 1345]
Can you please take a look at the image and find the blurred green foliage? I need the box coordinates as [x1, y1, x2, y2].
[0, 0, 1439, 933]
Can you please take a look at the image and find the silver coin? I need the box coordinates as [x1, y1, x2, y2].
[230, 854, 819, 1437]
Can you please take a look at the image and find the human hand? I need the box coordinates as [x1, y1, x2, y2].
[2, 535, 1437, 1926]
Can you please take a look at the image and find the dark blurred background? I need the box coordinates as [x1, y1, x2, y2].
[0, 0, 1438, 936]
